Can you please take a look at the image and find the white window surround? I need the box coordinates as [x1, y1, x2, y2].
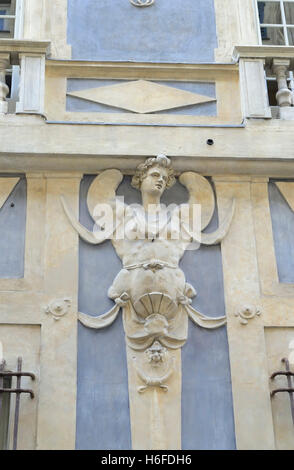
[0, 0, 23, 39]
[255, 0, 294, 105]
[255, 0, 294, 46]
[0, 0, 25, 109]
[0, 40, 50, 115]
[0, 4, 14, 35]
[233, 45, 294, 119]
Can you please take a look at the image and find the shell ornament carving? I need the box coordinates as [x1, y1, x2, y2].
[129, 0, 155, 7]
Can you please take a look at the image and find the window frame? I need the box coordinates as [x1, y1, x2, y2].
[255, 0, 294, 105]
[0, 0, 16, 37]
[1, 0, 24, 109]
[256, 0, 294, 46]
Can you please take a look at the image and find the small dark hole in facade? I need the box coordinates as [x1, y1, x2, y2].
[207, 139, 214, 146]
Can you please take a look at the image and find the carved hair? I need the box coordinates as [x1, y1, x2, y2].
[131, 154, 176, 190]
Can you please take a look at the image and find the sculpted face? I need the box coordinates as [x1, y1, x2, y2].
[140, 166, 168, 197]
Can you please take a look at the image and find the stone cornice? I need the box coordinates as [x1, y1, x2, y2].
[233, 45, 294, 69]
[46, 59, 238, 80]
[0, 39, 51, 65]
[0, 117, 294, 177]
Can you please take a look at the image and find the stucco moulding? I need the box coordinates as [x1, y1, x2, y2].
[66, 80, 216, 114]
[133, 341, 174, 393]
[233, 45, 294, 70]
[235, 305, 262, 325]
[47, 60, 238, 77]
[44, 298, 72, 321]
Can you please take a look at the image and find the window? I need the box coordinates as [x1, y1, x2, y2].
[256, 1, 294, 107]
[257, 1, 294, 45]
[0, 0, 24, 111]
[0, 0, 16, 38]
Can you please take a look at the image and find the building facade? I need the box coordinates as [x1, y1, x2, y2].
[0, 0, 294, 450]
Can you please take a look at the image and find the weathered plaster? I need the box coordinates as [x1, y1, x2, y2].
[23, 0, 70, 59]
[0, 177, 26, 279]
[45, 61, 240, 125]
[214, 178, 275, 449]
[0, 324, 40, 450]
[215, 0, 259, 61]
[67, 0, 217, 63]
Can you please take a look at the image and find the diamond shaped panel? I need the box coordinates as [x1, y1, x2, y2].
[67, 80, 216, 114]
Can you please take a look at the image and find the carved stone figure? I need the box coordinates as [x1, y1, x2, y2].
[62, 154, 234, 353]
[62, 155, 235, 449]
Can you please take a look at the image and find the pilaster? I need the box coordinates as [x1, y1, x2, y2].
[36, 172, 82, 450]
[213, 176, 276, 450]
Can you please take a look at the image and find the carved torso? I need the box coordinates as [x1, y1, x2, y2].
[109, 205, 188, 304]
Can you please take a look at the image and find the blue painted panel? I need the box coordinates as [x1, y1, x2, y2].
[67, 96, 134, 114]
[77, 175, 235, 450]
[0, 177, 26, 279]
[162, 179, 235, 449]
[67, 79, 131, 114]
[180, 189, 236, 450]
[67, 0, 218, 63]
[269, 181, 294, 283]
[67, 79, 217, 116]
[76, 175, 131, 450]
[76, 316, 132, 450]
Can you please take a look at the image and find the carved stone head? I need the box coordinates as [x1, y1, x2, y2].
[131, 154, 176, 195]
[145, 340, 167, 366]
